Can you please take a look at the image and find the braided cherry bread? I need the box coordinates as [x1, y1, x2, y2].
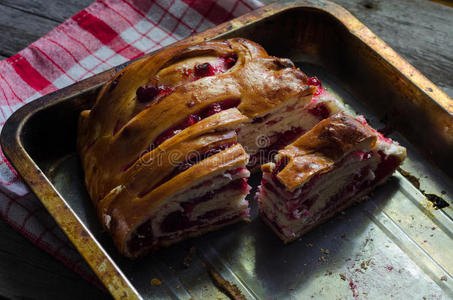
[78, 38, 344, 257]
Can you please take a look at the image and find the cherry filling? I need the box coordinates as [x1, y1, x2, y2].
[224, 54, 237, 69]
[373, 151, 402, 183]
[248, 127, 304, 169]
[127, 177, 249, 253]
[263, 150, 401, 222]
[137, 142, 237, 198]
[263, 165, 373, 222]
[307, 76, 322, 87]
[194, 63, 215, 77]
[307, 76, 323, 96]
[187, 54, 238, 80]
[128, 218, 154, 254]
[263, 166, 377, 235]
[160, 178, 248, 233]
[112, 84, 173, 136]
[153, 98, 241, 148]
[308, 104, 331, 120]
[172, 142, 237, 175]
[136, 84, 174, 104]
[120, 98, 241, 173]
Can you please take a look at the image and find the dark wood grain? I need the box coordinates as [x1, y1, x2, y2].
[332, 0, 453, 96]
[0, 0, 451, 299]
[0, 0, 92, 22]
[0, 2, 111, 299]
[0, 4, 58, 57]
[0, 219, 110, 300]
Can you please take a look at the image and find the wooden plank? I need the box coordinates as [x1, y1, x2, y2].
[0, 5, 58, 57]
[0, 0, 93, 23]
[0, 219, 110, 300]
[332, 0, 453, 96]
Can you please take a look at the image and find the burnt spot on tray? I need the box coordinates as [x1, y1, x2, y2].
[362, 1, 378, 10]
[397, 168, 420, 189]
[426, 194, 449, 209]
[397, 168, 449, 209]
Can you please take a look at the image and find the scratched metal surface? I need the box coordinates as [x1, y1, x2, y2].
[46, 59, 453, 299]
[36, 2, 453, 299]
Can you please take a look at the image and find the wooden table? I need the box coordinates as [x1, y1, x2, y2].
[0, 0, 451, 299]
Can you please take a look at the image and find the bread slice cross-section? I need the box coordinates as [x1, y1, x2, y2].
[258, 112, 406, 242]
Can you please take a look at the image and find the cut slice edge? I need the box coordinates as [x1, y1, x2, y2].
[258, 112, 406, 242]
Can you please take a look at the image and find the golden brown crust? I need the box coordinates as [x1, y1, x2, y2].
[90, 108, 247, 203]
[77, 38, 314, 255]
[271, 112, 378, 191]
[101, 143, 249, 254]
[78, 38, 313, 203]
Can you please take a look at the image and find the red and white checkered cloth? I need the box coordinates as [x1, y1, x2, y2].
[0, 0, 262, 289]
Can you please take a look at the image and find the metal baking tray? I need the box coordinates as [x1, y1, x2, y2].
[2, 0, 453, 299]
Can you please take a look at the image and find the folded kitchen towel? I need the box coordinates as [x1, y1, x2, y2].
[0, 0, 262, 289]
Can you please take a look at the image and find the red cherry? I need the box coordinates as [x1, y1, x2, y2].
[307, 76, 322, 87]
[159, 86, 174, 97]
[184, 114, 201, 126]
[183, 68, 192, 77]
[220, 98, 241, 109]
[308, 104, 330, 119]
[136, 84, 160, 103]
[223, 54, 237, 69]
[194, 63, 215, 78]
[204, 103, 222, 117]
[136, 84, 173, 103]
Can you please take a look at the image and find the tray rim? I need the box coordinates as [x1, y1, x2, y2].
[1, 0, 451, 299]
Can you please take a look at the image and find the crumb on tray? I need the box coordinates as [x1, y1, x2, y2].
[208, 268, 246, 300]
[151, 278, 163, 286]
